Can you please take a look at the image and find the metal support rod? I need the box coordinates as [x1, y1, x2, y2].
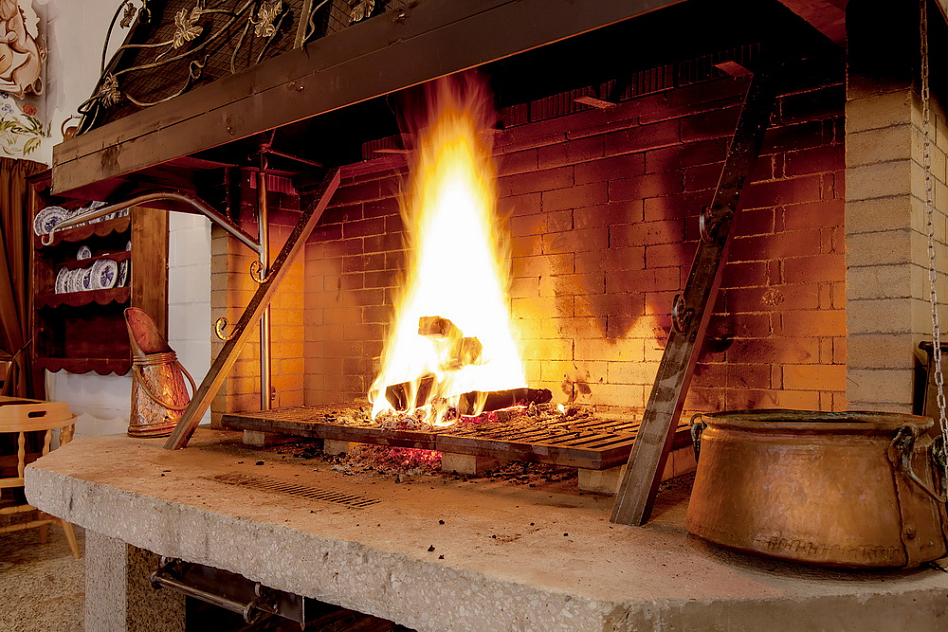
[258, 150, 272, 411]
[41, 191, 261, 253]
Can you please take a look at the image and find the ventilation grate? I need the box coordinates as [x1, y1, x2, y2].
[210, 473, 380, 508]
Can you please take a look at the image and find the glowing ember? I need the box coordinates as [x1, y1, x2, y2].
[369, 76, 526, 426]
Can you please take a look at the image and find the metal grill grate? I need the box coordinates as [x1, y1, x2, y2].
[211, 473, 381, 508]
[223, 407, 693, 470]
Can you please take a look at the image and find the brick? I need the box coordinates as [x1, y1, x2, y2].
[847, 334, 915, 370]
[608, 361, 660, 385]
[542, 227, 608, 254]
[845, 229, 918, 267]
[729, 229, 823, 263]
[849, 160, 914, 202]
[783, 200, 845, 231]
[536, 144, 567, 169]
[331, 180, 382, 206]
[684, 163, 722, 191]
[511, 253, 574, 277]
[609, 172, 684, 202]
[363, 197, 400, 219]
[498, 192, 542, 218]
[645, 139, 726, 173]
[510, 213, 546, 237]
[606, 267, 680, 294]
[679, 107, 741, 143]
[732, 208, 776, 237]
[725, 363, 771, 390]
[602, 119, 680, 156]
[847, 125, 912, 167]
[520, 338, 574, 361]
[777, 85, 844, 124]
[721, 261, 770, 288]
[574, 202, 643, 228]
[724, 284, 820, 313]
[783, 254, 846, 284]
[784, 144, 845, 177]
[342, 217, 385, 239]
[539, 272, 605, 297]
[643, 191, 711, 221]
[777, 310, 846, 338]
[512, 296, 573, 318]
[575, 246, 645, 274]
[847, 264, 916, 301]
[543, 182, 608, 212]
[574, 339, 646, 362]
[846, 298, 912, 335]
[611, 220, 683, 248]
[499, 166, 573, 196]
[646, 242, 695, 269]
[760, 120, 825, 153]
[845, 90, 913, 135]
[846, 368, 914, 405]
[727, 337, 820, 364]
[497, 148, 539, 176]
[740, 176, 823, 209]
[783, 364, 846, 391]
[574, 154, 646, 185]
[363, 232, 403, 254]
[384, 215, 404, 234]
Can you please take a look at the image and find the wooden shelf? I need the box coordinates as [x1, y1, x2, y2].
[35, 356, 131, 376]
[35, 287, 131, 309]
[28, 169, 168, 377]
[33, 215, 130, 249]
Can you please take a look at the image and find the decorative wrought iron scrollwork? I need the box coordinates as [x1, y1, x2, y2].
[215, 317, 236, 341]
[77, 0, 294, 135]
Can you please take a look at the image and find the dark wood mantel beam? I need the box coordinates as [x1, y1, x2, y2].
[51, 0, 681, 196]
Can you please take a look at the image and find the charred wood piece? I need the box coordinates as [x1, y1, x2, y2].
[457, 388, 552, 416]
[418, 316, 460, 340]
[385, 374, 435, 411]
[444, 336, 483, 370]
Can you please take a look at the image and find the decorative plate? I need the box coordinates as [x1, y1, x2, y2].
[91, 258, 118, 290]
[32, 206, 68, 236]
[54, 267, 69, 294]
[67, 268, 83, 293]
[125, 240, 132, 251]
[76, 245, 92, 260]
[117, 260, 129, 287]
[80, 267, 95, 291]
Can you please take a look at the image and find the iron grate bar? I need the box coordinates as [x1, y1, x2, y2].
[210, 473, 380, 508]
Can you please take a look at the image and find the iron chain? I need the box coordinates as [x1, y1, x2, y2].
[920, 0, 948, 443]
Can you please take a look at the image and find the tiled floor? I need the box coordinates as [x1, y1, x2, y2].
[0, 522, 84, 632]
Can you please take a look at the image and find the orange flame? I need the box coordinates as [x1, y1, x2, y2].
[369, 77, 525, 425]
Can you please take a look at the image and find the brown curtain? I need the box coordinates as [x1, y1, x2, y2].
[0, 157, 46, 398]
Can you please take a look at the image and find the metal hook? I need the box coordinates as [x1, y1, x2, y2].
[672, 294, 694, 333]
[215, 317, 236, 341]
[249, 260, 268, 284]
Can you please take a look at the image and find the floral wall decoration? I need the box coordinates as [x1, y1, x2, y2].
[0, 0, 47, 157]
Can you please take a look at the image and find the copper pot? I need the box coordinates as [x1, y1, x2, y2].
[686, 410, 948, 568]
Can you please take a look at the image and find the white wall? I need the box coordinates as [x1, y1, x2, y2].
[35, 0, 211, 436]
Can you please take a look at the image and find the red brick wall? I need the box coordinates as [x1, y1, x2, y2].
[295, 76, 847, 414]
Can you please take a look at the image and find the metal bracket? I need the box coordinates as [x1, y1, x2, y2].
[671, 294, 694, 333]
[214, 318, 236, 341]
[249, 259, 269, 284]
[698, 205, 734, 244]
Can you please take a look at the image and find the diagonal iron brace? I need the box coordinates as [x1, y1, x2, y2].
[610, 69, 778, 526]
[165, 168, 341, 450]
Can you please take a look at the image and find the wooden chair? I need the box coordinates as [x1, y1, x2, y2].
[0, 396, 80, 558]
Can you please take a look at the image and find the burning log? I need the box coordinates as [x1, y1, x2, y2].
[419, 315, 483, 370]
[385, 374, 435, 411]
[457, 388, 553, 416]
[418, 316, 460, 340]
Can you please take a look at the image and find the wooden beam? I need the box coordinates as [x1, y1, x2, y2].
[610, 69, 778, 526]
[164, 168, 340, 450]
[51, 0, 681, 195]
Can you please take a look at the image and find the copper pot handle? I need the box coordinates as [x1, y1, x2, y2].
[690, 413, 706, 462]
[889, 426, 948, 503]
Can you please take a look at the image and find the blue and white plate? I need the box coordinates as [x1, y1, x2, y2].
[54, 267, 69, 294]
[91, 259, 118, 290]
[76, 245, 92, 260]
[32, 206, 68, 236]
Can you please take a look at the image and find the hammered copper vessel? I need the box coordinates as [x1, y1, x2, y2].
[125, 308, 195, 437]
[686, 410, 948, 568]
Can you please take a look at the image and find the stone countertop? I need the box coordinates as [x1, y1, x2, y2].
[25, 429, 948, 631]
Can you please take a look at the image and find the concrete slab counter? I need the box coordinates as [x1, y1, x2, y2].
[24, 429, 948, 631]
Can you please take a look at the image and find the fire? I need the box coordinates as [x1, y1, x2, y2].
[369, 77, 526, 425]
